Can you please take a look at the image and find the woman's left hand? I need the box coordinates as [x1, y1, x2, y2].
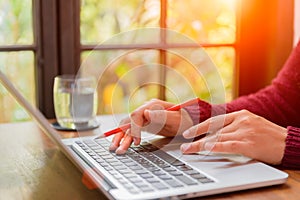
[180, 110, 287, 165]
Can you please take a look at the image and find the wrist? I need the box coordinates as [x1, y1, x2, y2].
[184, 99, 212, 125]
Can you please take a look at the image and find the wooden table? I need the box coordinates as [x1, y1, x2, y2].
[1, 120, 300, 200]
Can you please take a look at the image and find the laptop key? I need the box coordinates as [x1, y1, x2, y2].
[132, 182, 150, 189]
[140, 173, 154, 179]
[114, 165, 127, 171]
[195, 177, 215, 184]
[164, 166, 177, 172]
[147, 166, 160, 172]
[124, 173, 138, 178]
[152, 182, 169, 190]
[119, 158, 132, 163]
[176, 165, 193, 171]
[118, 169, 133, 174]
[110, 162, 123, 166]
[145, 177, 160, 183]
[140, 187, 155, 192]
[190, 173, 207, 179]
[128, 165, 143, 171]
[103, 166, 114, 171]
[128, 188, 140, 194]
[99, 162, 109, 167]
[128, 177, 144, 183]
[175, 175, 198, 185]
[152, 150, 178, 164]
[185, 170, 201, 175]
[169, 170, 184, 176]
[152, 170, 166, 176]
[165, 179, 184, 188]
[135, 169, 150, 174]
[158, 174, 173, 180]
[124, 161, 137, 167]
[95, 158, 104, 163]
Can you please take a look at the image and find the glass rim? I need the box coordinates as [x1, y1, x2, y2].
[54, 74, 96, 82]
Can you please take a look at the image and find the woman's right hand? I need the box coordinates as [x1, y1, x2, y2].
[109, 99, 194, 154]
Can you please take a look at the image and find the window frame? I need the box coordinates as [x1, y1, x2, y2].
[33, 0, 294, 118]
[78, 0, 236, 107]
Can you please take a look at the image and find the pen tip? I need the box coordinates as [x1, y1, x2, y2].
[95, 134, 105, 139]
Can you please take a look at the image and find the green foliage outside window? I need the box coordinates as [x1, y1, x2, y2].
[80, 0, 236, 114]
[0, 0, 34, 123]
[0, 0, 236, 122]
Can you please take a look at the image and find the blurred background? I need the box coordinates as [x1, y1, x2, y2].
[0, 0, 298, 122]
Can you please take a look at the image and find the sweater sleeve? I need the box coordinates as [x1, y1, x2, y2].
[224, 40, 300, 127]
[281, 126, 300, 169]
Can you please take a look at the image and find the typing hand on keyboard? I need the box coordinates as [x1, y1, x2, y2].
[109, 99, 194, 154]
[73, 139, 214, 194]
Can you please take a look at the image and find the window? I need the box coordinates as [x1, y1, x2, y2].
[80, 0, 237, 114]
[0, 0, 295, 121]
[0, 0, 36, 122]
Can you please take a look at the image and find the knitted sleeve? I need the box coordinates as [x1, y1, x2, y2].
[281, 126, 300, 169]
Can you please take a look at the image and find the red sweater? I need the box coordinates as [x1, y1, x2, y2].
[185, 40, 300, 169]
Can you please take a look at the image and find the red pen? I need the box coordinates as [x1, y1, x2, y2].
[96, 98, 199, 139]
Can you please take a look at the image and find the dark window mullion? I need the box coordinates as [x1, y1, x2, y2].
[159, 0, 167, 100]
[36, 0, 60, 118]
[80, 43, 235, 51]
[0, 45, 36, 52]
[33, 0, 40, 108]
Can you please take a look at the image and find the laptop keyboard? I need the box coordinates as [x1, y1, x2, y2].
[73, 139, 214, 194]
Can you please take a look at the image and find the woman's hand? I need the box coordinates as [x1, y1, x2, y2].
[109, 99, 193, 154]
[180, 110, 287, 165]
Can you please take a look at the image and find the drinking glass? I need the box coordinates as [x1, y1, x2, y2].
[53, 75, 98, 129]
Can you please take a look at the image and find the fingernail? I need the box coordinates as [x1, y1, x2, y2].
[109, 144, 118, 151]
[204, 142, 214, 150]
[144, 109, 150, 115]
[182, 130, 190, 137]
[116, 147, 126, 154]
[133, 137, 138, 145]
[181, 143, 190, 152]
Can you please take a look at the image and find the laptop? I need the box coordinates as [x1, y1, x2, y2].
[0, 70, 288, 200]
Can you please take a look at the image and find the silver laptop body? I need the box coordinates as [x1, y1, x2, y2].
[0, 71, 288, 200]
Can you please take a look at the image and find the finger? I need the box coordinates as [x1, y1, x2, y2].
[204, 141, 248, 155]
[204, 129, 241, 143]
[180, 130, 243, 154]
[129, 99, 175, 133]
[130, 101, 169, 138]
[129, 108, 144, 139]
[180, 140, 204, 154]
[183, 112, 239, 139]
[219, 120, 240, 134]
[215, 131, 242, 142]
[133, 136, 141, 146]
[109, 131, 125, 151]
[115, 131, 133, 154]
